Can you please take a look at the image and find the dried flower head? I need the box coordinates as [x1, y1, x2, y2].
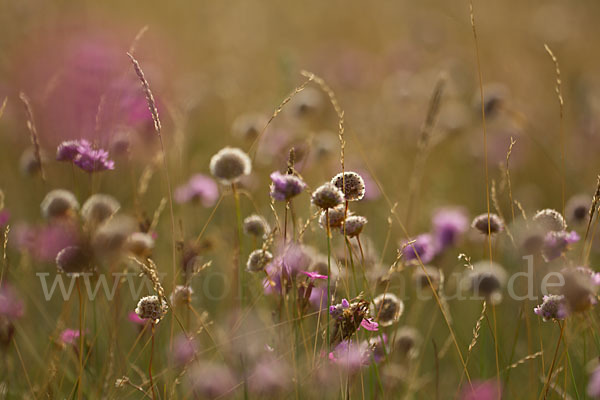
[471, 213, 503, 235]
[533, 208, 567, 232]
[41, 189, 79, 219]
[81, 194, 120, 227]
[466, 261, 507, 304]
[135, 295, 168, 323]
[560, 268, 598, 313]
[319, 204, 347, 229]
[92, 215, 137, 256]
[534, 294, 568, 321]
[126, 232, 155, 258]
[246, 249, 273, 272]
[311, 182, 344, 210]
[566, 194, 591, 225]
[394, 326, 421, 359]
[341, 215, 367, 237]
[269, 171, 306, 201]
[243, 214, 270, 239]
[331, 171, 366, 202]
[56, 246, 93, 275]
[209, 147, 251, 184]
[371, 293, 404, 327]
[170, 285, 193, 306]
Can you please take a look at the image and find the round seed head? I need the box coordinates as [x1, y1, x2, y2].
[311, 183, 344, 210]
[560, 268, 598, 313]
[81, 194, 120, 227]
[341, 215, 367, 237]
[135, 295, 168, 323]
[20, 147, 43, 176]
[246, 249, 273, 273]
[56, 246, 93, 275]
[292, 87, 323, 116]
[331, 171, 365, 202]
[209, 147, 252, 184]
[467, 261, 507, 304]
[533, 208, 567, 232]
[41, 189, 79, 219]
[232, 113, 268, 141]
[319, 204, 348, 229]
[371, 293, 404, 327]
[394, 326, 421, 359]
[471, 213, 503, 235]
[566, 194, 591, 225]
[92, 215, 137, 256]
[243, 214, 270, 239]
[126, 232, 155, 257]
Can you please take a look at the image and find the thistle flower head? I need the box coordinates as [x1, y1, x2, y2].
[269, 171, 306, 201]
[41, 189, 79, 219]
[243, 214, 270, 239]
[533, 208, 567, 232]
[341, 215, 367, 237]
[209, 147, 252, 185]
[311, 183, 344, 210]
[371, 293, 404, 327]
[331, 171, 365, 202]
[471, 213, 503, 235]
[534, 294, 568, 321]
[135, 295, 168, 323]
[246, 249, 273, 272]
[81, 194, 120, 227]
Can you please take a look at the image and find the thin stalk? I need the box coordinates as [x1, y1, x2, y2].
[326, 209, 331, 354]
[77, 278, 83, 400]
[540, 322, 565, 400]
[232, 183, 245, 307]
[149, 323, 156, 400]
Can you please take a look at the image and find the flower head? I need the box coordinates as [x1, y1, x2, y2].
[135, 295, 168, 323]
[172, 334, 198, 367]
[534, 294, 568, 321]
[466, 261, 507, 304]
[81, 194, 120, 227]
[401, 234, 436, 264]
[60, 329, 82, 345]
[186, 362, 236, 399]
[331, 171, 365, 201]
[126, 232, 155, 258]
[243, 214, 270, 239]
[209, 147, 251, 184]
[0, 284, 24, 320]
[328, 340, 372, 372]
[311, 183, 344, 210]
[247, 249, 273, 272]
[541, 230, 579, 262]
[342, 215, 367, 237]
[432, 207, 469, 249]
[371, 293, 404, 327]
[56, 246, 93, 275]
[269, 171, 306, 201]
[460, 379, 502, 400]
[319, 204, 347, 229]
[566, 194, 590, 226]
[72, 141, 114, 172]
[471, 213, 503, 235]
[174, 174, 219, 207]
[41, 189, 79, 219]
[56, 139, 89, 162]
[413, 266, 444, 292]
[249, 357, 291, 395]
[533, 208, 567, 232]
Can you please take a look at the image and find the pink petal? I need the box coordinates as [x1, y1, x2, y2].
[360, 318, 379, 331]
[301, 270, 327, 280]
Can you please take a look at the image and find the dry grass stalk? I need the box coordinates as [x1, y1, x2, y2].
[19, 92, 45, 181]
[468, 301, 487, 353]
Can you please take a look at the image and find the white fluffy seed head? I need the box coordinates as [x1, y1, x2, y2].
[246, 249, 273, 273]
[209, 147, 252, 184]
[533, 209, 567, 232]
[319, 204, 347, 229]
[41, 189, 79, 219]
[243, 214, 270, 239]
[331, 171, 365, 202]
[341, 215, 367, 237]
[126, 232, 155, 257]
[81, 194, 120, 227]
[135, 295, 168, 323]
[371, 293, 404, 327]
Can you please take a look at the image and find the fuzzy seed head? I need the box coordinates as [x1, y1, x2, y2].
[533, 208, 567, 232]
[209, 147, 251, 184]
[311, 183, 344, 210]
[471, 213, 503, 235]
[319, 204, 347, 229]
[81, 194, 120, 227]
[135, 295, 168, 323]
[56, 246, 92, 275]
[247, 249, 273, 273]
[243, 214, 270, 239]
[342, 215, 367, 237]
[41, 189, 79, 219]
[371, 293, 404, 327]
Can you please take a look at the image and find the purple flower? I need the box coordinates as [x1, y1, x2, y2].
[588, 366, 600, 398]
[73, 143, 115, 172]
[401, 234, 436, 264]
[329, 298, 351, 319]
[301, 270, 327, 280]
[0, 210, 9, 228]
[128, 311, 147, 326]
[309, 286, 328, 310]
[0, 284, 24, 320]
[461, 380, 501, 400]
[186, 362, 236, 399]
[269, 171, 306, 201]
[172, 334, 198, 367]
[542, 230, 580, 262]
[249, 357, 291, 395]
[56, 140, 89, 161]
[534, 294, 568, 321]
[174, 174, 219, 207]
[328, 340, 372, 372]
[432, 207, 469, 250]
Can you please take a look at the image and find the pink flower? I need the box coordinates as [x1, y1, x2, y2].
[359, 318, 379, 331]
[328, 340, 372, 372]
[174, 174, 219, 207]
[128, 311, 147, 326]
[60, 329, 82, 345]
[460, 380, 501, 400]
[0, 284, 24, 320]
[300, 270, 327, 280]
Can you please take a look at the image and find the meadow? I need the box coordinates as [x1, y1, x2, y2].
[1, 1, 600, 399]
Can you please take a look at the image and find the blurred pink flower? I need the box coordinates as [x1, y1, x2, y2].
[174, 174, 219, 207]
[0, 284, 24, 320]
[460, 380, 501, 400]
